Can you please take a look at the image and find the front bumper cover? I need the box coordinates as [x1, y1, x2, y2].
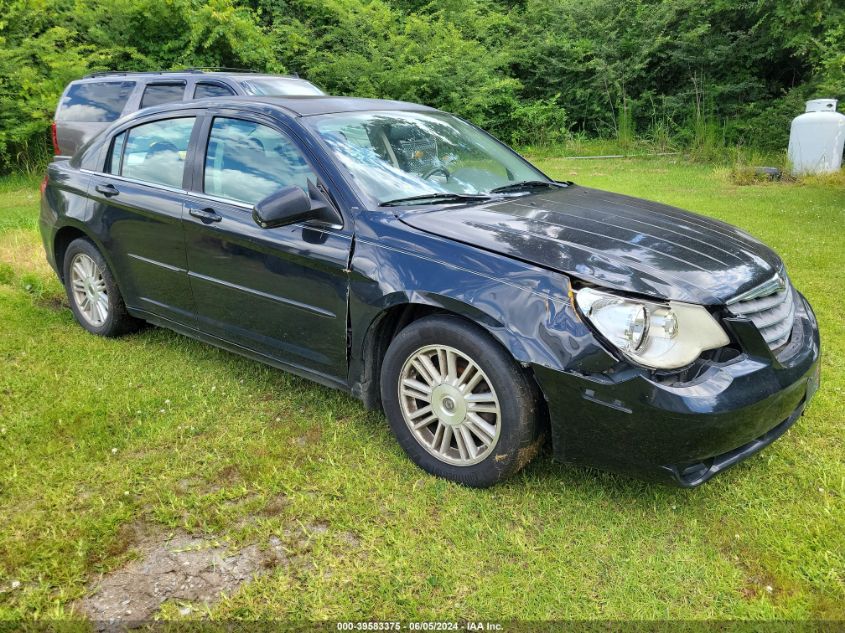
[533, 291, 821, 486]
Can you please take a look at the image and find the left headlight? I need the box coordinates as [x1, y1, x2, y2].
[575, 287, 730, 369]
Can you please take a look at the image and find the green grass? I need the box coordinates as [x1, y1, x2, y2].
[0, 159, 843, 621]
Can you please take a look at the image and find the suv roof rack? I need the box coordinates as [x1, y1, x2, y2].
[83, 68, 300, 79]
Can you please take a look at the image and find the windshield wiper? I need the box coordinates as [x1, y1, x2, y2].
[378, 192, 492, 207]
[488, 180, 565, 194]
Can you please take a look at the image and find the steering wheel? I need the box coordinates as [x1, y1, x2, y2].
[422, 166, 450, 180]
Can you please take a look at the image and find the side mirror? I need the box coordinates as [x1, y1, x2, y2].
[252, 186, 313, 229]
[252, 181, 342, 229]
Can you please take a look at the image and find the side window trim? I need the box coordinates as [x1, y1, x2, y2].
[184, 114, 212, 193]
[107, 130, 127, 175]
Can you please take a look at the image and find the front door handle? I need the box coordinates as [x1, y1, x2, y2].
[188, 207, 222, 223]
[95, 183, 119, 197]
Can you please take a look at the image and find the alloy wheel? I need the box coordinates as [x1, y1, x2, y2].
[70, 253, 109, 327]
[398, 344, 502, 466]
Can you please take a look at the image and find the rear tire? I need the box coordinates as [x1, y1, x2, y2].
[380, 315, 542, 487]
[62, 237, 142, 337]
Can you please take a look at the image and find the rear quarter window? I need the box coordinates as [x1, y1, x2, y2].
[194, 83, 235, 98]
[140, 83, 186, 108]
[56, 81, 136, 122]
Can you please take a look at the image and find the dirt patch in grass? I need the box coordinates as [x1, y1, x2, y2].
[76, 517, 363, 624]
[259, 493, 290, 517]
[35, 293, 67, 311]
[216, 464, 243, 485]
[76, 524, 286, 624]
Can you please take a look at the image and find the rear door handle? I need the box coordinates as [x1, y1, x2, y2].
[188, 207, 222, 223]
[95, 183, 119, 197]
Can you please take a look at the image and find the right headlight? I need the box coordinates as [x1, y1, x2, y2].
[575, 287, 730, 370]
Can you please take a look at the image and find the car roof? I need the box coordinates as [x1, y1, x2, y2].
[132, 95, 438, 119]
[78, 70, 308, 82]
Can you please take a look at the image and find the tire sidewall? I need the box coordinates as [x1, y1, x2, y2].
[381, 315, 539, 487]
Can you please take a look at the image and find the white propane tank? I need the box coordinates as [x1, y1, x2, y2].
[787, 99, 845, 175]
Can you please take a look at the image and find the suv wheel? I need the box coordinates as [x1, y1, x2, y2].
[381, 315, 542, 487]
[63, 238, 141, 337]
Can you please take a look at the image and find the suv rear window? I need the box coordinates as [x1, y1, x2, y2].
[140, 83, 185, 109]
[56, 81, 136, 122]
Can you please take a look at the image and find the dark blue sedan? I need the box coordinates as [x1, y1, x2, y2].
[39, 96, 820, 487]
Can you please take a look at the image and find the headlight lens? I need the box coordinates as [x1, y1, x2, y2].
[575, 287, 729, 369]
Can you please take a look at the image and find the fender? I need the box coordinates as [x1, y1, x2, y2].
[347, 210, 617, 408]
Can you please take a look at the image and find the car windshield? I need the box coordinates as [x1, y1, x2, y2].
[308, 111, 550, 206]
[239, 78, 325, 96]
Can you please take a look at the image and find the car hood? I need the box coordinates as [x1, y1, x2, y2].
[397, 185, 783, 305]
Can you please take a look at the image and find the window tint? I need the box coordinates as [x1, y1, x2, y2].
[204, 118, 317, 205]
[108, 131, 127, 174]
[56, 81, 135, 122]
[140, 83, 185, 109]
[194, 83, 235, 98]
[120, 118, 195, 188]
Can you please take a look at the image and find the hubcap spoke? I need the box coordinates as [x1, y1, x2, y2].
[407, 405, 433, 420]
[458, 367, 484, 393]
[411, 359, 437, 387]
[459, 426, 479, 459]
[401, 378, 432, 403]
[418, 355, 442, 385]
[438, 425, 453, 454]
[466, 412, 497, 443]
[412, 411, 438, 430]
[454, 428, 469, 460]
[398, 344, 501, 467]
[431, 421, 445, 449]
[445, 349, 458, 383]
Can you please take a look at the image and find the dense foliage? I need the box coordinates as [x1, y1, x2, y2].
[0, 0, 842, 171]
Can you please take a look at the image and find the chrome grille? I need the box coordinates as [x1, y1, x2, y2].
[728, 273, 795, 350]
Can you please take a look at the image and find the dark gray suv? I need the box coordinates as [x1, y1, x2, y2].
[52, 69, 325, 159]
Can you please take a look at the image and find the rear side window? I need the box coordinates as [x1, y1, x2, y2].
[203, 117, 317, 205]
[194, 83, 235, 98]
[140, 83, 185, 109]
[56, 81, 135, 122]
[113, 117, 195, 188]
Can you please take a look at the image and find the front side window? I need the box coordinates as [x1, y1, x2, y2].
[203, 118, 317, 205]
[194, 83, 235, 98]
[116, 117, 195, 188]
[57, 81, 136, 122]
[140, 83, 186, 109]
[309, 111, 548, 205]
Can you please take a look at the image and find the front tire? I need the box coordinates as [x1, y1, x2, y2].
[62, 237, 141, 337]
[380, 315, 542, 487]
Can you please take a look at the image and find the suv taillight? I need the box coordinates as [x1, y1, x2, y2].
[40, 175, 48, 197]
[50, 121, 59, 155]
